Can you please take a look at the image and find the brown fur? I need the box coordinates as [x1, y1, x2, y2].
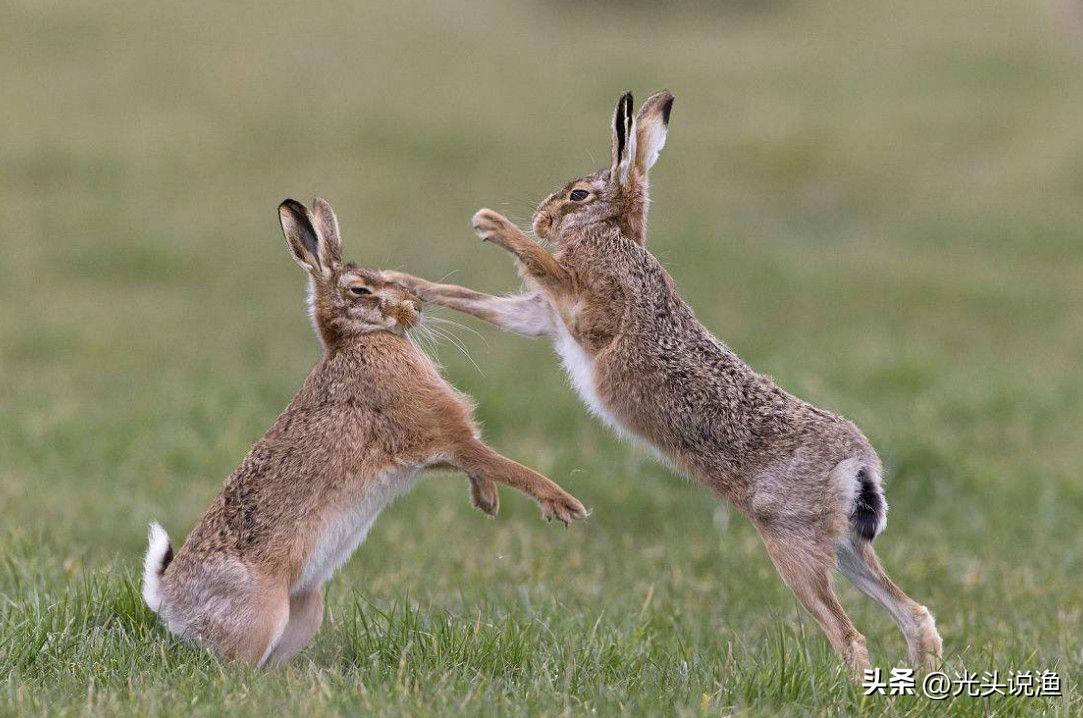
[387, 92, 943, 674]
[142, 198, 587, 667]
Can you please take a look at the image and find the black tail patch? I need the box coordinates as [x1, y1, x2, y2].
[159, 543, 174, 576]
[851, 468, 883, 541]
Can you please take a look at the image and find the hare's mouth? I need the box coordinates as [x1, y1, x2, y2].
[394, 304, 420, 330]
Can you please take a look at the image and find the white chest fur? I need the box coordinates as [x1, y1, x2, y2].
[552, 319, 631, 440]
[551, 314, 674, 468]
[295, 464, 420, 592]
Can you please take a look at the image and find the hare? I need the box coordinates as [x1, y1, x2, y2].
[386, 91, 943, 674]
[141, 197, 588, 667]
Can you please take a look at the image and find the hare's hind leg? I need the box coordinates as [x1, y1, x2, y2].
[836, 538, 943, 669]
[265, 589, 325, 667]
[170, 565, 289, 666]
[759, 528, 871, 674]
[202, 577, 289, 666]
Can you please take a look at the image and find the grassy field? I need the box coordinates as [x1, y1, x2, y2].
[2, 0, 1082, 714]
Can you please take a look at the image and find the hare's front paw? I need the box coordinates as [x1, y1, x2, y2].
[470, 476, 500, 517]
[471, 209, 517, 246]
[539, 490, 590, 526]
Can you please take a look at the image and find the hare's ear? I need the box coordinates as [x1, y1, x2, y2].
[610, 91, 636, 186]
[634, 90, 674, 174]
[278, 199, 324, 274]
[310, 197, 343, 266]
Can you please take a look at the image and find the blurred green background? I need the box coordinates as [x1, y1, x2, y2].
[1, 0, 1081, 714]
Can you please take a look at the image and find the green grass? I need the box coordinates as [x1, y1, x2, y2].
[2, 0, 1082, 714]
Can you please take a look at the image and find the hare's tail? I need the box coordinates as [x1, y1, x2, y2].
[850, 467, 887, 542]
[142, 522, 174, 613]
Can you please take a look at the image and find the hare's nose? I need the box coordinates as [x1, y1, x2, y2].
[402, 299, 419, 314]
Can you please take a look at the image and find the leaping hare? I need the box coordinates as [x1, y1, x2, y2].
[387, 92, 943, 673]
[142, 197, 587, 667]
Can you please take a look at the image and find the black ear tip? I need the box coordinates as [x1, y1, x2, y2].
[279, 198, 307, 216]
[661, 95, 674, 125]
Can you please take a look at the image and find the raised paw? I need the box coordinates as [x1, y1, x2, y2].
[471, 209, 520, 249]
[539, 490, 590, 526]
[470, 476, 500, 517]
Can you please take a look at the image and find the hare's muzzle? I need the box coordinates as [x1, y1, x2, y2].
[395, 299, 420, 329]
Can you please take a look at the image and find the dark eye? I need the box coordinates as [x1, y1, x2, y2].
[569, 189, 590, 201]
[349, 285, 372, 296]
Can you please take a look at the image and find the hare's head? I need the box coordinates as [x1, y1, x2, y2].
[532, 90, 673, 245]
[278, 198, 420, 347]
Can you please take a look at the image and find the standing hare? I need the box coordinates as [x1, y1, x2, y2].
[387, 92, 943, 673]
[142, 197, 587, 667]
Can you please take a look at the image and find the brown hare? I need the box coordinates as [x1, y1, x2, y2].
[142, 197, 588, 667]
[386, 92, 943, 674]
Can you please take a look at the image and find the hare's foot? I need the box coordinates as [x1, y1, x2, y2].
[907, 606, 943, 670]
[451, 438, 586, 526]
[539, 489, 590, 526]
[469, 476, 500, 517]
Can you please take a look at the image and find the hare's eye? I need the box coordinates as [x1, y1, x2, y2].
[349, 286, 372, 296]
[569, 189, 590, 201]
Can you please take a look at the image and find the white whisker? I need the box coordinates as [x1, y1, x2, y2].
[427, 315, 488, 346]
[409, 323, 443, 366]
[409, 313, 485, 374]
[424, 322, 483, 375]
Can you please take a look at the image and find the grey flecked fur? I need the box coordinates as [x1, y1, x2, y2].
[388, 90, 943, 674]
